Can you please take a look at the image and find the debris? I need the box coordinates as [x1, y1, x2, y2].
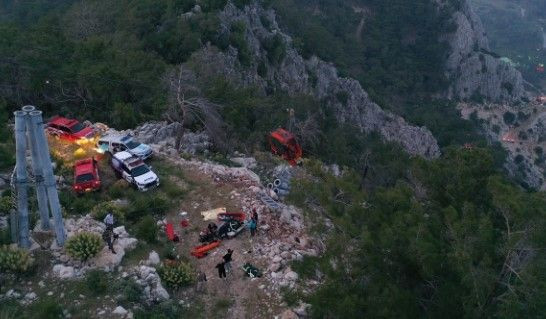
[201, 207, 226, 220]
[243, 263, 263, 278]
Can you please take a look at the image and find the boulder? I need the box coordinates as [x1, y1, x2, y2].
[293, 303, 311, 317]
[280, 310, 299, 319]
[53, 264, 75, 279]
[269, 263, 282, 272]
[113, 306, 128, 316]
[284, 271, 299, 281]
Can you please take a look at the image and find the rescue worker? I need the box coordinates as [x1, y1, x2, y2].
[195, 271, 207, 293]
[248, 218, 257, 237]
[104, 212, 114, 231]
[215, 261, 227, 279]
[223, 249, 233, 273]
[102, 226, 116, 254]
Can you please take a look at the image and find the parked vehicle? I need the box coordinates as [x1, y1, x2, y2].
[111, 151, 159, 191]
[73, 158, 101, 194]
[97, 134, 153, 159]
[46, 116, 95, 141]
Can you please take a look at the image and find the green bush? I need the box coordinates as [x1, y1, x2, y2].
[115, 278, 142, 304]
[91, 202, 125, 224]
[65, 232, 103, 261]
[127, 194, 168, 221]
[158, 262, 195, 289]
[0, 196, 12, 215]
[85, 270, 109, 295]
[135, 216, 158, 243]
[0, 245, 34, 273]
[29, 298, 63, 319]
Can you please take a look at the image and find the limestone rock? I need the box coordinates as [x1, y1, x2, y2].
[147, 251, 160, 265]
[280, 309, 299, 319]
[113, 306, 128, 316]
[52, 264, 75, 279]
[443, 0, 527, 102]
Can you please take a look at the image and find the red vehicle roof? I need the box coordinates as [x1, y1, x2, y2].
[49, 116, 80, 128]
[74, 158, 96, 175]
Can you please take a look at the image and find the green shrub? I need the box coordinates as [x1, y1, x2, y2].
[85, 270, 109, 295]
[91, 202, 125, 224]
[0, 245, 34, 273]
[115, 278, 142, 304]
[127, 194, 168, 221]
[135, 216, 158, 243]
[0, 196, 12, 215]
[503, 111, 516, 125]
[29, 298, 63, 319]
[158, 262, 195, 289]
[65, 232, 103, 261]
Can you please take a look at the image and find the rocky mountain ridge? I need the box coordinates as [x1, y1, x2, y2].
[189, 2, 441, 159]
[443, 0, 528, 102]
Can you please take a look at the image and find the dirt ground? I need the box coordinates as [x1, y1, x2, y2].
[164, 161, 284, 319]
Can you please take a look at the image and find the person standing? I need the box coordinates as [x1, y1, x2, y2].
[252, 209, 258, 225]
[102, 226, 116, 254]
[215, 261, 227, 279]
[103, 212, 114, 231]
[248, 218, 257, 237]
[223, 249, 233, 273]
[195, 271, 207, 293]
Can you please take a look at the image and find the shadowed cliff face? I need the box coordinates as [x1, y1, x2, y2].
[443, 0, 528, 102]
[189, 3, 441, 159]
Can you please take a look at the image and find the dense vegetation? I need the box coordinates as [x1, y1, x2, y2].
[289, 148, 546, 318]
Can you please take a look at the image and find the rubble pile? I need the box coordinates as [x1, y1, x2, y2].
[49, 215, 138, 277]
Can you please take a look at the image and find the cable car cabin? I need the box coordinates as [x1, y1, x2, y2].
[268, 128, 302, 166]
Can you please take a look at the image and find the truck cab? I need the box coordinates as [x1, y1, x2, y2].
[111, 151, 159, 191]
[98, 134, 153, 159]
[73, 158, 101, 194]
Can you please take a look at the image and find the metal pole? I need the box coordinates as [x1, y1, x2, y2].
[14, 110, 30, 248]
[28, 109, 66, 246]
[23, 106, 50, 231]
[10, 209, 18, 244]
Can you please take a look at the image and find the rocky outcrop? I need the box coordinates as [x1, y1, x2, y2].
[443, 0, 527, 102]
[459, 101, 546, 190]
[189, 2, 440, 159]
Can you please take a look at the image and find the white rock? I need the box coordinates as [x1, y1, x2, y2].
[38, 281, 45, 288]
[113, 306, 128, 316]
[284, 271, 299, 281]
[52, 264, 75, 279]
[113, 226, 128, 238]
[272, 256, 282, 263]
[147, 251, 160, 265]
[293, 303, 311, 317]
[153, 283, 170, 302]
[269, 263, 282, 273]
[25, 292, 37, 300]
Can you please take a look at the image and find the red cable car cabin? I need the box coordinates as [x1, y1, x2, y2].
[268, 128, 302, 166]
